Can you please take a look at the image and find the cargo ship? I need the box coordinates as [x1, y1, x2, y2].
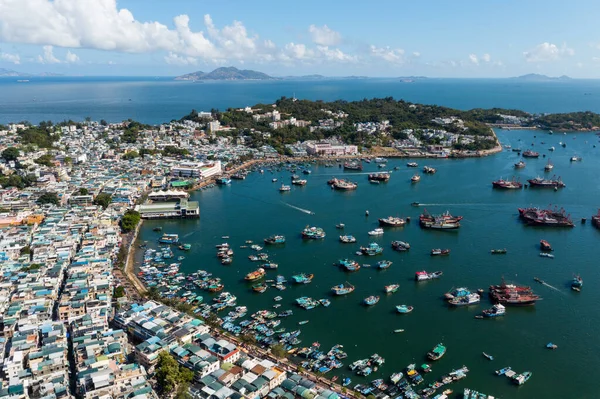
[489, 278, 541, 306]
[379, 216, 406, 227]
[527, 176, 566, 188]
[492, 177, 522, 189]
[343, 161, 363, 171]
[518, 206, 574, 227]
[368, 172, 390, 182]
[522, 149, 540, 158]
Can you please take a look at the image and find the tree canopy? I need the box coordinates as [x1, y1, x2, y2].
[93, 193, 112, 209]
[120, 209, 141, 232]
[1, 147, 20, 161]
[37, 192, 60, 205]
[155, 351, 194, 396]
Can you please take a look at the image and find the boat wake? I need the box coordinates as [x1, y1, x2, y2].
[281, 202, 315, 215]
[182, 232, 195, 239]
[539, 281, 564, 294]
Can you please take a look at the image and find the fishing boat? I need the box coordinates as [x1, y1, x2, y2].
[411, 201, 420, 207]
[544, 159, 554, 171]
[518, 206, 574, 227]
[430, 248, 450, 256]
[178, 243, 191, 251]
[245, 268, 266, 281]
[363, 295, 380, 306]
[216, 177, 232, 185]
[361, 243, 383, 256]
[220, 257, 233, 265]
[261, 262, 279, 269]
[376, 260, 392, 269]
[448, 293, 480, 306]
[489, 278, 541, 306]
[540, 239, 552, 251]
[292, 179, 307, 186]
[331, 178, 358, 190]
[513, 371, 532, 385]
[491, 248, 507, 254]
[298, 320, 309, 325]
[272, 178, 278, 182]
[368, 228, 384, 236]
[391, 241, 410, 251]
[384, 284, 400, 293]
[368, 172, 391, 182]
[546, 342, 558, 349]
[337, 259, 361, 272]
[427, 343, 447, 361]
[527, 176, 566, 188]
[302, 226, 326, 239]
[415, 271, 443, 281]
[420, 210, 462, 229]
[394, 329, 404, 333]
[336, 223, 345, 229]
[291, 273, 314, 284]
[522, 149, 539, 158]
[378, 216, 406, 227]
[482, 352, 494, 361]
[492, 177, 523, 189]
[177, 256, 185, 261]
[496, 366, 511, 375]
[592, 209, 600, 228]
[342, 378, 352, 387]
[482, 304, 506, 318]
[319, 299, 331, 307]
[570, 156, 582, 162]
[339, 235, 356, 243]
[514, 160, 526, 169]
[158, 233, 179, 244]
[407, 162, 418, 167]
[264, 235, 286, 245]
[411, 174, 421, 182]
[252, 283, 268, 293]
[331, 282, 355, 295]
[279, 184, 291, 192]
[571, 275, 583, 291]
[539, 252, 554, 258]
[396, 305, 413, 314]
[549, 146, 555, 151]
[423, 166, 436, 174]
[343, 161, 363, 171]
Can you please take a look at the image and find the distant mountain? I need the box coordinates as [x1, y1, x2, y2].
[0, 68, 28, 77]
[175, 67, 275, 81]
[280, 74, 327, 80]
[512, 74, 572, 81]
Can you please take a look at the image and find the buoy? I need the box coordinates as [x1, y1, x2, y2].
[365, 210, 369, 216]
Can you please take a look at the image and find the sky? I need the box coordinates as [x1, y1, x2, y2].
[0, 0, 599, 78]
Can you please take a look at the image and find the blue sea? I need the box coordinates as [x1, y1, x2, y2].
[2, 76, 600, 124]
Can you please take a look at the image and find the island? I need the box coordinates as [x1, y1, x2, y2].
[175, 66, 275, 81]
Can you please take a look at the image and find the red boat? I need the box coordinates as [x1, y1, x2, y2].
[540, 240, 552, 251]
[431, 249, 450, 256]
[592, 209, 600, 229]
[518, 206, 574, 227]
[522, 149, 540, 158]
[489, 278, 540, 306]
[527, 176, 566, 188]
[420, 209, 463, 223]
[492, 177, 522, 189]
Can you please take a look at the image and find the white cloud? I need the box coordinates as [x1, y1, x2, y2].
[481, 53, 491, 63]
[468, 54, 479, 65]
[37, 45, 61, 64]
[523, 42, 574, 62]
[370, 45, 405, 63]
[316, 46, 356, 62]
[412, 52, 421, 58]
[65, 50, 79, 63]
[164, 52, 197, 66]
[282, 43, 314, 61]
[308, 24, 341, 46]
[0, 51, 20, 64]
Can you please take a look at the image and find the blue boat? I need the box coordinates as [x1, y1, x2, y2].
[571, 275, 583, 291]
[360, 242, 383, 256]
[158, 233, 179, 244]
[337, 259, 360, 272]
[342, 378, 352, 387]
[264, 235, 286, 245]
[376, 260, 392, 269]
[319, 299, 331, 307]
[495, 366, 511, 375]
[331, 282, 355, 295]
[291, 273, 314, 284]
[363, 295, 380, 306]
[396, 305, 414, 313]
[216, 177, 232, 185]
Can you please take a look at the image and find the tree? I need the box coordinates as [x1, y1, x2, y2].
[37, 192, 60, 205]
[2, 147, 19, 161]
[122, 151, 139, 160]
[93, 193, 112, 209]
[114, 286, 126, 298]
[78, 188, 89, 195]
[155, 352, 194, 396]
[120, 209, 141, 233]
[34, 154, 54, 167]
[270, 344, 288, 359]
[100, 119, 108, 126]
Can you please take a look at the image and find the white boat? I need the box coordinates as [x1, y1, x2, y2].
[549, 146, 555, 151]
[539, 252, 555, 258]
[374, 157, 387, 163]
[272, 178, 278, 182]
[411, 174, 421, 182]
[368, 228, 384, 236]
[279, 184, 291, 192]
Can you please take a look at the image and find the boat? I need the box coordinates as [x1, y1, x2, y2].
[527, 175, 566, 188]
[518, 206, 574, 227]
[411, 201, 420, 207]
[368, 172, 390, 182]
[391, 241, 410, 251]
[571, 275, 583, 291]
[331, 178, 358, 190]
[384, 284, 400, 293]
[423, 166, 436, 174]
[336, 223, 345, 229]
[431, 248, 450, 256]
[489, 278, 541, 306]
[368, 228, 384, 236]
[415, 271, 443, 281]
[231, 173, 246, 180]
[264, 235, 286, 245]
[261, 262, 279, 269]
[482, 304, 506, 318]
[252, 283, 268, 293]
[159, 233, 179, 244]
[514, 160, 527, 170]
[570, 156, 582, 162]
[364, 295, 380, 306]
[411, 174, 421, 182]
[220, 257, 233, 265]
[216, 177, 232, 185]
[292, 179, 307, 186]
[394, 329, 404, 333]
[427, 343, 446, 361]
[522, 149, 539, 158]
[339, 235, 356, 243]
[376, 260, 392, 269]
[407, 162, 418, 168]
[492, 177, 523, 189]
[319, 299, 330, 307]
[178, 243, 191, 251]
[420, 210, 462, 229]
[378, 216, 406, 227]
[302, 226, 326, 239]
[513, 371, 532, 385]
[593, 209, 600, 228]
[534, 277, 544, 284]
[245, 268, 266, 281]
[539, 252, 554, 258]
[544, 160, 554, 171]
[496, 366, 511, 375]
[279, 184, 291, 192]
[291, 273, 314, 284]
[152, 227, 163, 232]
[342, 378, 352, 387]
[272, 178, 278, 182]
[177, 256, 185, 261]
[298, 320, 309, 325]
[540, 239, 552, 251]
[303, 169, 311, 175]
[360, 243, 383, 256]
[482, 352, 494, 361]
[448, 293, 480, 306]
[337, 259, 361, 272]
[331, 282, 355, 295]
[343, 161, 363, 171]
[491, 249, 507, 254]
[549, 146, 555, 151]
[396, 305, 413, 314]
[546, 342, 558, 349]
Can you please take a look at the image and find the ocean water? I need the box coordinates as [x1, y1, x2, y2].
[3, 76, 600, 124]
[136, 129, 600, 398]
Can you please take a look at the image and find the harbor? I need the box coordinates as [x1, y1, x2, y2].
[133, 128, 600, 398]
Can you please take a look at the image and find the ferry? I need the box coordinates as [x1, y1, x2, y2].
[427, 343, 447, 361]
[363, 295, 380, 306]
[245, 268, 266, 281]
[264, 235, 286, 245]
[159, 233, 179, 244]
[331, 282, 355, 295]
[302, 226, 326, 239]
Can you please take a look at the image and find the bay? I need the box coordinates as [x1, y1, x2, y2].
[136, 129, 600, 398]
[3, 76, 600, 124]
